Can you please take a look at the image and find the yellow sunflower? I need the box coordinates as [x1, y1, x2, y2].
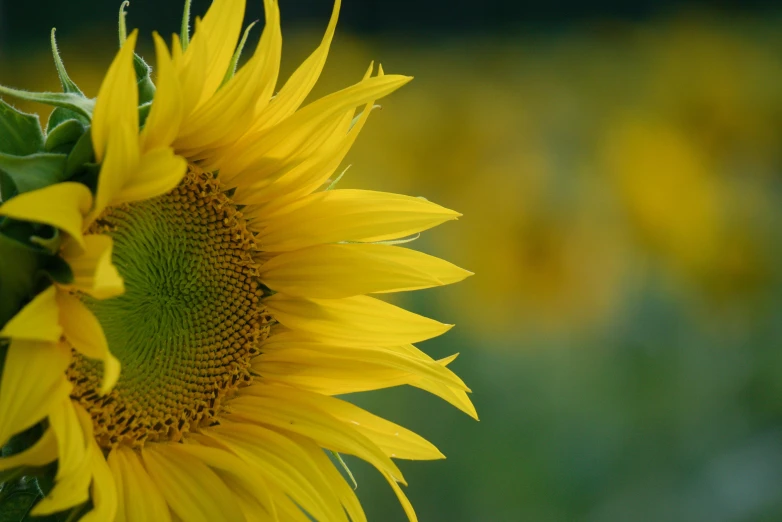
[0, 0, 475, 520]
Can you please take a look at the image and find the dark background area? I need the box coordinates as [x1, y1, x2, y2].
[2, 0, 781, 44]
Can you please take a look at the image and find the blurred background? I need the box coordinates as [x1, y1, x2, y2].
[3, 1, 782, 520]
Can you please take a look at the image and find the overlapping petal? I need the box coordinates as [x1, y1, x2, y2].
[0, 286, 60, 341]
[108, 446, 172, 522]
[260, 243, 472, 297]
[264, 294, 452, 347]
[0, 182, 92, 248]
[61, 234, 125, 300]
[57, 292, 120, 394]
[142, 444, 245, 522]
[0, 340, 71, 446]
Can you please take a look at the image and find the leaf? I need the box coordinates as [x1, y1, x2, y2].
[0, 153, 68, 196]
[0, 100, 44, 156]
[44, 120, 86, 154]
[0, 232, 42, 329]
[0, 485, 39, 522]
[0, 85, 94, 121]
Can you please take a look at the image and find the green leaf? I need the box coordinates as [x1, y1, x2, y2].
[0, 100, 44, 156]
[0, 483, 39, 522]
[0, 232, 42, 329]
[44, 120, 86, 154]
[0, 153, 68, 196]
[0, 85, 94, 121]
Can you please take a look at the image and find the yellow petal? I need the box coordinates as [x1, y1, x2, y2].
[57, 292, 120, 394]
[240, 384, 443, 461]
[175, 0, 281, 156]
[251, 0, 340, 133]
[205, 423, 348, 522]
[257, 190, 460, 252]
[0, 426, 57, 472]
[295, 438, 367, 522]
[61, 234, 124, 300]
[108, 446, 172, 522]
[49, 399, 89, 480]
[264, 294, 452, 347]
[90, 120, 140, 223]
[216, 74, 411, 181]
[165, 443, 276, 520]
[384, 473, 418, 522]
[79, 440, 119, 522]
[260, 332, 478, 418]
[228, 106, 354, 193]
[260, 244, 472, 298]
[0, 182, 91, 248]
[92, 31, 139, 162]
[142, 444, 245, 522]
[113, 147, 187, 205]
[0, 340, 71, 446]
[236, 101, 373, 210]
[0, 286, 60, 341]
[32, 399, 92, 516]
[172, 27, 207, 120]
[225, 387, 404, 482]
[256, 344, 468, 391]
[215, 474, 274, 522]
[141, 33, 183, 151]
[186, 0, 246, 108]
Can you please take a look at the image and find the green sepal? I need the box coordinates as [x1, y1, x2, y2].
[64, 128, 95, 178]
[29, 225, 62, 256]
[180, 0, 193, 51]
[0, 171, 16, 202]
[0, 232, 42, 328]
[69, 164, 100, 194]
[45, 28, 91, 134]
[0, 101, 44, 156]
[45, 120, 86, 154]
[41, 254, 73, 285]
[134, 54, 156, 106]
[47, 107, 89, 135]
[138, 101, 153, 128]
[50, 30, 82, 95]
[0, 153, 68, 197]
[0, 85, 94, 121]
[221, 21, 257, 88]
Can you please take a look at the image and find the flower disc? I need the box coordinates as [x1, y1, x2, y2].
[67, 168, 271, 448]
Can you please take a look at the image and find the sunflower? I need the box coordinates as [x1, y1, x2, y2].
[0, 0, 475, 520]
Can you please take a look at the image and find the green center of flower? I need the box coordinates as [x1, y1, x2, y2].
[67, 168, 270, 448]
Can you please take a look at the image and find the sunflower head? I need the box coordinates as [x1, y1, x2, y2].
[0, 1, 475, 521]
